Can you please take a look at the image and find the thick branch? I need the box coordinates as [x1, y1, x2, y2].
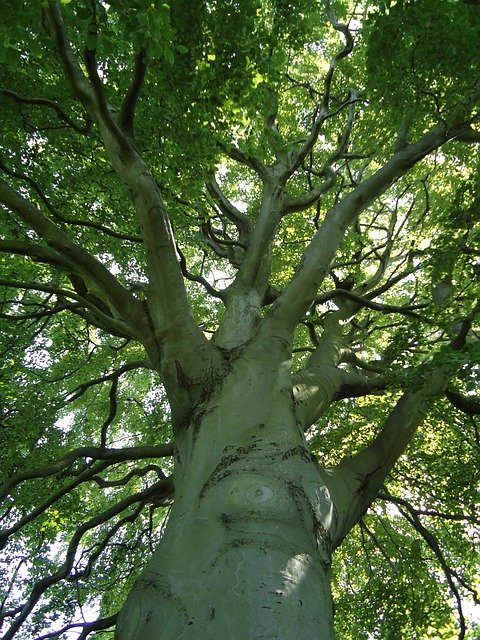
[83, 46, 132, 155]
[43, 3, 222, 403]
[266, 121, 471, 334]
[454, 127, 480, 143]
[215, 180, 286, 347]
[446, 389, 480, 415]
[331, 369, 452, 547]
[293, 314, 347, 427]
[0, 179, 146, 332]
[118, 48, 147, 138]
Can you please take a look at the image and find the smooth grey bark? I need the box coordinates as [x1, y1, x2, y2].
[116, 340, 340, 640]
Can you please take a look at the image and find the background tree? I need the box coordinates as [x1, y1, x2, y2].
[0, 0, 479, 639]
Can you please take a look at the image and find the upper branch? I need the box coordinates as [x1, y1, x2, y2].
[0, 89, 91, 134]
[206, 178, 252, 242]
[265, 120, 471, 335]
[283, 8, 355, 177]
[330, 367, 453, 547]
[42, 3, 94, 109]
[315, 288, 427, 319]
[218, 142, 268, 180]
[283, 167, 337, 214]
[0, 179, 146, 335]
[118, 48, 147, 138]
[43, 3, 216, 376]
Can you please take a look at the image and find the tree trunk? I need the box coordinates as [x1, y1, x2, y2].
[115, 343, 339, 640]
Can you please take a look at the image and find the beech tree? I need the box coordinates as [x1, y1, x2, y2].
[1, 1, 479, 638]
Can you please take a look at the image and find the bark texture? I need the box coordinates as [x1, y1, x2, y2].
[116, 341, 339, 640]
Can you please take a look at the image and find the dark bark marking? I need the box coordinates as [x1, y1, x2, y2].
[175, 359, 190, 389]
[354, 465, 382, 496]
[282, 444, 316, 463]
[285, 479, 330, 552]
[221, 512, 232, 528]
[199, 444, 258, 497]
[173, 444, 181, 464]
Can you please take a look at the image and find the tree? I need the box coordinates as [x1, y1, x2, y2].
[0, 0, 479, 638]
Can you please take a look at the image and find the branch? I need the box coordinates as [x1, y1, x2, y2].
[83, 45, 132, 156]
[284, 9, 355, 176]
[66, 360, 153, 401]
[176, 243, 225, 300]
[445, 389, 480, 415]
[283, 167, 337, 213]
[0, 239, 76, 271]
[293, 313, 388, 428]
[214, 180, 287, 346]
[0, 89, 91, 134]
[0, 302, 78, 321]
[0, 277, 136, 340]
[265, 120, 471, 334]
[0, 461, 111, 550]
[217, 141, 268, 180]
[206, 178, 252, 241]
[0, 179, 146, 334]
[43, 4, 218, 384]
[331, 367, 454, 547]
[378, 492, 480, 530]
[0, 158, 142, 242]
[380, 491, 469, 639]
[33, 613, 117, 640]
[118, 48, 147, 138]
[293, 314, 346, 427]
[333, 371, 388, 401]
[315, 288, 427, 319]
[93, 464, 165, 489]
[454, 127, 480, 143]
[100, 377, 119, 447]
[0, 443, 174, 501]
[42, 4, 94, 109]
